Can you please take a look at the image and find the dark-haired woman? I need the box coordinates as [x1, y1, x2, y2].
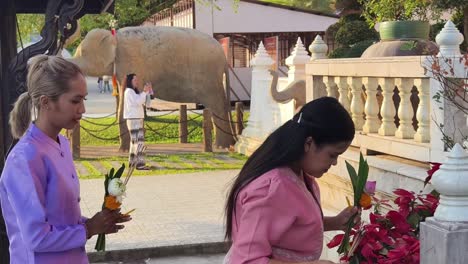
[224, 97, 358, 264]
[123, 73, 152, 170]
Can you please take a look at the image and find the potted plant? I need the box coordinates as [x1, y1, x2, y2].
[358, 0, 440, 41]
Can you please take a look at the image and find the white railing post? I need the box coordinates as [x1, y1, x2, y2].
[395, 78, 416, 139]
[363, 77, 381, 133]
[421, 144, 468, 264]
[239, 41, 274, 139]
[324, 76, 337, 98]
[436, 20, 464, 57]
[286, 37, 310, 83]
[414, 78, 430, 143]
[348, 77, 364, 130]
[309, 35, 328, 60]
[378, 78, 397, 136]
[335, 76, 351, 112]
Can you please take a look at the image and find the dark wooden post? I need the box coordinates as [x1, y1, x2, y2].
[179, 104, 188, 143]
[235, 102, 244, 135]
[0, 0, 16, 261]
[203, 109, 213, 152]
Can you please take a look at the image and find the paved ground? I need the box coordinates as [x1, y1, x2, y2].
[81, 170, 238, 261]
[80, 77, 237, 262]
[94, 254, 226, 263]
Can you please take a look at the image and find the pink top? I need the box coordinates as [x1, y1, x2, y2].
[225, 167, 324, 264]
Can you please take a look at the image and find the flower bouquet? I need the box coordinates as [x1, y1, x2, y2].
[327, 160, 441, 263]
[94, 143, 146, 251]
[335, 153, 372, 257]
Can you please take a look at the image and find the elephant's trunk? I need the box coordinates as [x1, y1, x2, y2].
[269, 70, 306, 110]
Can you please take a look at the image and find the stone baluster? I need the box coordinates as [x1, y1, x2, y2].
[421, 143, 468, 264]
[378, 78, 396, 136]
[335, 76, 350, 112]
[395, 78, 415, 139]
[436, 20, 464, 57]
[286, 37, 311, 83]
[363, 77, 381, 133]
[348, 77, 364, 130]
[414, 78, 430, 142]
[323, 76, 337, 99]
[309, 35, 328, 60]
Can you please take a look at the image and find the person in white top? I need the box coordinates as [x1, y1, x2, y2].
[123, 73, 152, 170]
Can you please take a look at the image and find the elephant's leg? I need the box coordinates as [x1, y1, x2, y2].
[199, 85, 235, 149]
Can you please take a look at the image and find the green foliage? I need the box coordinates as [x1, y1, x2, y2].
[335, 20, 378, 46]
[431, 0, 468, 10]
[430, 21, 445, 41]
[328, 46, 349, 58]
[335, 0, 362, 12]
[347, 39, 376, 57]
[16, 14, 45, 45]
[358, 0, 439, 27]
[329, 40, 375, 58]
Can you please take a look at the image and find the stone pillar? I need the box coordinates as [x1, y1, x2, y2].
[286, 37, 310, 83]
[278, 37, 310, 121]
[309, 35, 328, 60]
[421, 143, 468, 264]
[436, 20, 464, 57]
[234, 42, 274, 155]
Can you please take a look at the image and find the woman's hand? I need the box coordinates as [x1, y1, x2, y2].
[143, 82, 152, 93]
[324, 206, 360, 231]
[85, 209, 131, 238]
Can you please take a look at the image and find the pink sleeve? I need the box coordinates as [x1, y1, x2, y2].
[229, 177, 296, 264]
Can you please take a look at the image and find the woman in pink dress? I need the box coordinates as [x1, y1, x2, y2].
[224, 97, 358, 264]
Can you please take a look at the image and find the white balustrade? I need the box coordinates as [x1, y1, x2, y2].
[414, 78, 430, 143]
[348, 77, 364, 130]
[335, 76, 350, 112]
[323, 76, 337, 98]
[363, 77, 381, 133]
[378, 78, 397, 136]
[395, 78, 416, 139]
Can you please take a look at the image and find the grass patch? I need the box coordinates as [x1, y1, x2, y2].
[76, 152, 247, 179]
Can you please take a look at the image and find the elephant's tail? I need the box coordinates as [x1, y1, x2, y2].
[224, 65, 237, 139]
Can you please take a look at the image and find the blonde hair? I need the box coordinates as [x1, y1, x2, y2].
[9, 55, 83, 139]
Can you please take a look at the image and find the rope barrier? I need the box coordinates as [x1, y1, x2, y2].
[81, 126, 129, 141]
[81, 118, 121, 127]
[144, 123, 201, 139]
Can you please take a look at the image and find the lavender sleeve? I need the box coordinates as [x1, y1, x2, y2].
[3, 152, 87, 252]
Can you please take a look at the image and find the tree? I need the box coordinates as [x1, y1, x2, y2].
[16, 14, 44, 45]
[429, 0, 467, 46]
[289, 0, 336, 14]
[335, 0, 362, 16]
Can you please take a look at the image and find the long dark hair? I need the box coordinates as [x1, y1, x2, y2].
[224, 97, 355, 240]
[126, 73, 139, 94]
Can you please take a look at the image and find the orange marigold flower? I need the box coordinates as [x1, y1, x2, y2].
[359, 193, 372, 209]
[105, 195, 121, 210]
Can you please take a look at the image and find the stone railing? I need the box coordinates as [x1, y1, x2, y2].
[306, 21, 466, 163]
[306, 56, 438, 162]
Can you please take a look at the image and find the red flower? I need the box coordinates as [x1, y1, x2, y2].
[424, 162, 441, 187]
[326, 234, 344, 248]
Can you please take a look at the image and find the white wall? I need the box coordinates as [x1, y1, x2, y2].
[195, 0, 338, 35]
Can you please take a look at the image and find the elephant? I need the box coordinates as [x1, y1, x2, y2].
[69, 26, 235, 148]
[269, 70, 306, 112]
